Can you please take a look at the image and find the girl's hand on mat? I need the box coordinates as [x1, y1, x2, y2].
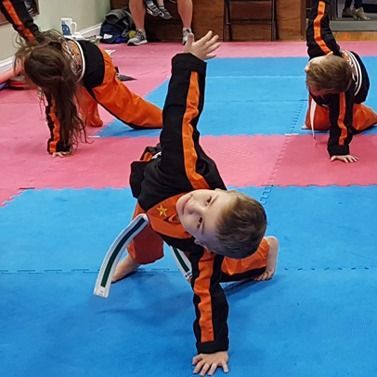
[192, 351, 229, 376]
[184, 31, 220, 61]
[330, 154, 359, 163]
[52, 151, 72, 158]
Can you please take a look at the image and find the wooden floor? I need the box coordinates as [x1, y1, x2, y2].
[334, 31, 377, 41]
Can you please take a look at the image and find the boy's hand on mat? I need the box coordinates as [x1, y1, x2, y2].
[330, 154, 358, 163]
[192, 351, 229, 376]
[184, 31, 220, 61]
[52, 151, 72, 158]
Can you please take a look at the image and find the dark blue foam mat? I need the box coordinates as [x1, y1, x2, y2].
[241, 185, 377, 269]
[2, 268, 377, 376]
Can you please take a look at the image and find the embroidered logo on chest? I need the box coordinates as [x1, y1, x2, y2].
[157, 204, 168, 217]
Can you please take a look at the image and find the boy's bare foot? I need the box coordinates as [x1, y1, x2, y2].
[112, 254, 139, 282]
[254, 236, 279, 281]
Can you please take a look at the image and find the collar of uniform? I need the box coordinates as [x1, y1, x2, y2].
[146, 194, 191, 239]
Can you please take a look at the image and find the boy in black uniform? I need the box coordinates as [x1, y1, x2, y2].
[304, 0, 377, 163]
[113, 31, 279, 376]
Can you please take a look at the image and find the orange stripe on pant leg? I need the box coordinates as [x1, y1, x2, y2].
[91, 51, 162, 128]
[221, 237, 269, 276]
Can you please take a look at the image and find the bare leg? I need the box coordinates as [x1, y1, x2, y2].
[112, 254, 140, 282]
[254, 236, 279, 281]
[129, 0, 146, 31]
[177, 0, 192, 29]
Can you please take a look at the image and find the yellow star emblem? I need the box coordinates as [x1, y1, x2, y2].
[157, 204, 167, 217]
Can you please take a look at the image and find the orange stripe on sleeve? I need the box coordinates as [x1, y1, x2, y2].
[3, 0, 35, 41]
[182, 72, 210, 190]
[313, 1, 331, 55]
[337, 92, 348, 146]
[194, 251, 215, 343]
[48, 101, 61, 154]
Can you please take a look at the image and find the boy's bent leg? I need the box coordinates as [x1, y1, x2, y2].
[352, 104, 377, 132]
[254, 236, 279, 281]
[112, 204, 164, 282]
[221, 237, 279, 282]
[112, 254, 139, 282]
[304, 96, 331, 131]
[92, 51, 162, 129]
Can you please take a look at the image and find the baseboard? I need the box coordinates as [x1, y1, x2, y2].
[0, 23, 102, 74]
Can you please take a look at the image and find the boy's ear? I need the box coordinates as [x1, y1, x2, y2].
[326, 51, 334, 56]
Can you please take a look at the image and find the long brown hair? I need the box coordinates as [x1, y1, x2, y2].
[14, 30, 86, 149]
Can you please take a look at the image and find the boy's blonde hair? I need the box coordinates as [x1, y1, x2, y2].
[215, 191, 267, 259]
[306, 55, 353, 94]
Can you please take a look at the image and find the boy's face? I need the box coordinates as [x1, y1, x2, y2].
[176, 189, 234, 253]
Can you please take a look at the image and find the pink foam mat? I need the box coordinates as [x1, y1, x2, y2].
[2, 41, 377, 206]
[0, 88, 39, 104]
[274, 134, 377, 186]
[0, 188, 22, 207]
[2, 134, 377, 202]
[0, 136, 282, 190]
[105, 43, 179, 96]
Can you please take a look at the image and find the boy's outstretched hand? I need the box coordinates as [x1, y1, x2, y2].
[193, 351, 229, 376]
[184, 31, 221, 61]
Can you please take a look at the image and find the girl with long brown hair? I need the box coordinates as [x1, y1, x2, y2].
[14, 30, 162, 156]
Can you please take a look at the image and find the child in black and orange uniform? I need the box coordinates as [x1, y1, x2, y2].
[13, 30, 162, 156]
[112, 31, 279, 376]
[1, 0, 162, 156]
[305, 0, 377, 163]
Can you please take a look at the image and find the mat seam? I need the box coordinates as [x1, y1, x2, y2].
[259, 101, 305, 205]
